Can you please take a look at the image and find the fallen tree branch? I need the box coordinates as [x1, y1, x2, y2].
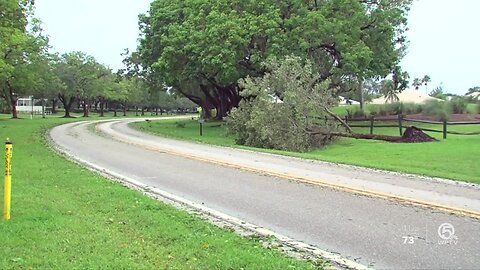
[322, 106, 353, 133]
[308, 129, 400, 142]
[308, 126, 438, 143]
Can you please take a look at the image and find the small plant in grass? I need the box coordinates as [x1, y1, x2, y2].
[176, 122, 186, 128]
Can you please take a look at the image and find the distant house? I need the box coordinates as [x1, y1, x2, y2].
[369, 89, 442, 104]
[466, 91, 480, 100]
[16, 96, 43, 114]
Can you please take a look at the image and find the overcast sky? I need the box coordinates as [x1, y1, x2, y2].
[35, 0, 480, 95]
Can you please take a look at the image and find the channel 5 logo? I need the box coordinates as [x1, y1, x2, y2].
[438, 223, 458, 245]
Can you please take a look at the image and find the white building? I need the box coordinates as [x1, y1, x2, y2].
[466, 91, 480, 100]
[16, 96, 43, 114]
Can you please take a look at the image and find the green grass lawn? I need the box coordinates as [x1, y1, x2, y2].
[133, 118, 480, 184]
[0, 114, 321, 269]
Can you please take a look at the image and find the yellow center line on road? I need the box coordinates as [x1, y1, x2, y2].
[97, 122, 480, 220]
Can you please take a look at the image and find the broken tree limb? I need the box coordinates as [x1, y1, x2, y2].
[322, 106, 353, 133]
[307, 126, 438, 143]
[308, 129, 401, 142]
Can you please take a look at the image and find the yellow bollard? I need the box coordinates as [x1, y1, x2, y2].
[3, 140, 12, 221]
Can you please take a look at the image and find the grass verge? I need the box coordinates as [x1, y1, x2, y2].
[133, 118, 480, 184]
[0, 115, 322, 269]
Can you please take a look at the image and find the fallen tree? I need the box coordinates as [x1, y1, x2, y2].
[308, 126, 438, 143]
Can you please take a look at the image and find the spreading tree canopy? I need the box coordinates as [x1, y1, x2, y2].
[135, 0, 412, 119]
[0, 0, 50, 118]
[54, 52, 111, 117]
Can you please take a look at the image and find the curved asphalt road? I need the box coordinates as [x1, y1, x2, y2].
[50, 118, 480, 269]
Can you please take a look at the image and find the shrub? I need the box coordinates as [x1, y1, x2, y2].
[402, 103, 423, 114]
[352, 107, 366, 118]
[448, 97, 468, 114]
[422, 100, 449, 121]
[381, 102, 422, 115]
[384, 102, 402, 115]
[376, 106, 388, 116]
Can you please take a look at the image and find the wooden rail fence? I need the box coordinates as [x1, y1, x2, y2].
[343, 115, 480, 139]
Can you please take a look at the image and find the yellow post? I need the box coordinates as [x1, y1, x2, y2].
[3, 140, 12, 221]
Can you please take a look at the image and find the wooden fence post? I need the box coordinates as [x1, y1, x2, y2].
[443, 120, 447, 139]
[369, 116, 374, 135]
[398, 114, 403, 136]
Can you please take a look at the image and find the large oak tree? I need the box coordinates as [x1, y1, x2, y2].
[135, 0, 412, 119]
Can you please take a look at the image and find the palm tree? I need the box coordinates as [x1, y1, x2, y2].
[412, 78, 422, 91]
[382, 80, 399, 103]
[422, 75, 431, 94]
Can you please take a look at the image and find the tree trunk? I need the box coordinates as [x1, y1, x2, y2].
[6, 82, 18, 119]
[99, 98, 105, 117]
[51, 98, 57, 114]
[113, 102, 118, 117]
[141, 107, 145, 116]
[135, 106, 138, 116]
[358, 78, 364, 110]
[123, 102, 127, 117]
[82, 99, 89, 117]
[308, 126, 437, 143]
[58, 95, 75, 118]
[201, 105, 212, 119]
[9, 96, 18, 119]
[312, 130, 401, 142]
[42, 98, 46, 118]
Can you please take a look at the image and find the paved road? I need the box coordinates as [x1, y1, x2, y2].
[50, 119, 480, 269]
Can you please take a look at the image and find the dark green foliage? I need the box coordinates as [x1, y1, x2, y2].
[383, 102, 422, 115]
[136, 0, 412, 118]
[422, 100, 449, 121]
[226, 56, 338, 152]
[401, 103, 423, 114]
[353, 108, 366, 118]
[448, 97, 468, 114]
[346, 107, 366, 118]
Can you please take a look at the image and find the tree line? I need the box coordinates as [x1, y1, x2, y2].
[0, 0, 195, 118]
